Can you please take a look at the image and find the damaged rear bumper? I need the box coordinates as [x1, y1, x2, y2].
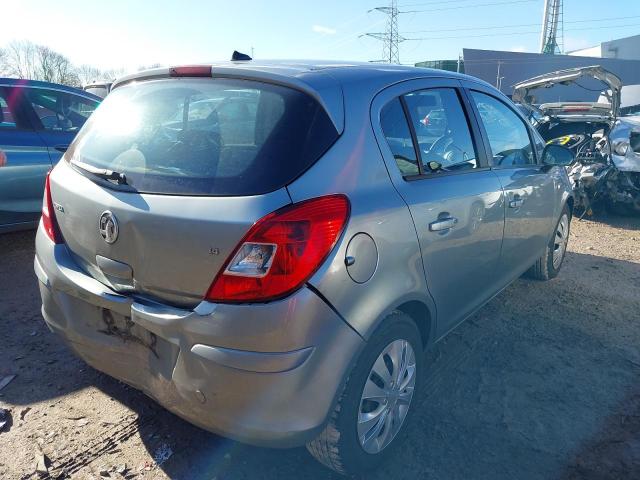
[34, 227, 363, 448]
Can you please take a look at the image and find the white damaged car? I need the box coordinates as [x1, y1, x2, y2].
[514, 66, 640, 215]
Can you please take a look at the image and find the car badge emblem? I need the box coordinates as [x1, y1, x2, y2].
[99, 211, 119, 244]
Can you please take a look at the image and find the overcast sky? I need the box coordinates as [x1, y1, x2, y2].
[4, 0, 640, 72]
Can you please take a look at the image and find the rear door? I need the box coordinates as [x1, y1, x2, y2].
[373, 78, 505, 335]
[23, 86, 100, 163]
[0, 86, 51, 228]
[464, 84, 557, 283]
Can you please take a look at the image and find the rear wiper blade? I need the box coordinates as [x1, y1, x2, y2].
[70, 158, 127, 185]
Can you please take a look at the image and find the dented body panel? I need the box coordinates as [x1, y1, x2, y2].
[35, 226, 364, 447]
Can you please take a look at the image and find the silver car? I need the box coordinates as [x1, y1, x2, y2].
[35, 61, 574, 475]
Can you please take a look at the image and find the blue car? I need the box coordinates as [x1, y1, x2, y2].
[0, 79, 101, 232]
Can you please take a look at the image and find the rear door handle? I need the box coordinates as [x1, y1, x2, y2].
[54, 145, 68, 153]
[429, 216, 458, 232]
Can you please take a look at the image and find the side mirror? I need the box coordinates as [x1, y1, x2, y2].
[542, 144, 575, 167]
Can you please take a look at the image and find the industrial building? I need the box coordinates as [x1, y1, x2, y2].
[568, 33, 640, 61]
[415, 35, 640, 102]
[461, 47, 640, 101]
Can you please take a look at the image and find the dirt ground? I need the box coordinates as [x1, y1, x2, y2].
[1, 212, 639, 480]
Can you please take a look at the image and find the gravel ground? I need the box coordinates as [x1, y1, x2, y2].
[0, 212, 639, 480]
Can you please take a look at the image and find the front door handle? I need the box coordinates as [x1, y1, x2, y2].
[509, 195, 524, 209]
[54, 145, 69, 153]
[429, 216, 458, 232]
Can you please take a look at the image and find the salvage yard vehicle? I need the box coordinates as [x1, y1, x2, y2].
[514, 66, 640, 215]
[0, 79, 101, 232]
[35, 61, 574, 475]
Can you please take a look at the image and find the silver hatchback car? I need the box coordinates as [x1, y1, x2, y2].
[35, 61, 575, 474]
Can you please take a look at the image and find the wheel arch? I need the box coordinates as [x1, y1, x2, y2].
[394, 300, 434, 349]
[565, 195, 574, 216]
[359, 295, 436, 350]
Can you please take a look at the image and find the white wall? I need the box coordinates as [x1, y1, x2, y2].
[568, 45, 602, 58]
[602, 35, 640, 61]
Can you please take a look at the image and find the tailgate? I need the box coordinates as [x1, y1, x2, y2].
[50, 161, 291, 307]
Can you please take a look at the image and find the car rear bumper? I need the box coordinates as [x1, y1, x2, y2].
[34, 226, 364, 447]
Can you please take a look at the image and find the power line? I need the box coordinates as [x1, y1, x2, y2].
[403, 22, 640, 41]
[362, 0, 537, 62]
[364, 0, 403, 64]
[309, 17, 387, 56]
[399, 0, 499, 7]
[402, 14, 640, 34]
[400, 0, 537, 14]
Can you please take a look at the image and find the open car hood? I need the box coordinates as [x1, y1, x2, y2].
[513, 66, 622, 121]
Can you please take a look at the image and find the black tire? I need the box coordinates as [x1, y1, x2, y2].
[525, 204, 571, 281]
[306, 311, 423, 475]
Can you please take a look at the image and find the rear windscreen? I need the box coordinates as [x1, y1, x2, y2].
[68, 78, 339, 195]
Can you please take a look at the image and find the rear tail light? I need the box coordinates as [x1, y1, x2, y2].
[205, 195, 350, 303]
[42, 171, 64, 244]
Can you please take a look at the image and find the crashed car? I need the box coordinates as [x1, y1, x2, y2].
[514, 66, 640, 215]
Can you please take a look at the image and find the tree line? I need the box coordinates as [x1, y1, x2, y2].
[0, 40, 141, 87]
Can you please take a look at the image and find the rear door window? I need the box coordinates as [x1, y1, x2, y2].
[380, 98, 420, 176]
[68, 78, 339, 196]
[26, 89, 99, 133]
[404, 88, 478, 172]
[380, 88, 479, 176]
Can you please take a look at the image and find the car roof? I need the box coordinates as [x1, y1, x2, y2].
[112, 60, 492, 133]
[0, 77, 102, 101]
[115, 59, 479, 88]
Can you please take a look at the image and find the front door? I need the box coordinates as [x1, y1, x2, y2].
[466, 88, 557, 283]
[0, 86, 51, 228]
[374, 80, 505, 335]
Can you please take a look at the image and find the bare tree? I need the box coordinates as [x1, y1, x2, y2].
[35, 45, 80, 86]
[0, 48, 8, 76]
[76, 64, 126, 85]
[76, 64, 103, 86]
[137, 63, 163, 72]
[2, 40, 38, 79]
[0, 40, 125, 87]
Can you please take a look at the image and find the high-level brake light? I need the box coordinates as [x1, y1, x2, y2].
[169, 65, 212, 77]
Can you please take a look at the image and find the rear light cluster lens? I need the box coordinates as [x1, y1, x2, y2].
[206, 195, 350, 303]
[42, 171, 64, 244]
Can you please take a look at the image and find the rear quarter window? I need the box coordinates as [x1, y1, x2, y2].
[68, 78, 339, 196]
